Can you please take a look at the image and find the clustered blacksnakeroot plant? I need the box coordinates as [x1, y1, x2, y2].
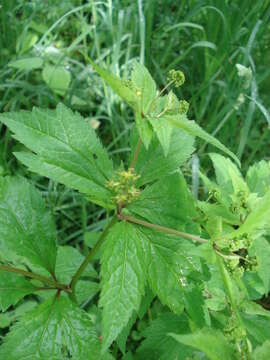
[0, 61, 270, 360]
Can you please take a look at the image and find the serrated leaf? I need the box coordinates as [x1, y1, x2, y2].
[89, 58, 138, 110]
[0, 103, 113, 207]
[130, 126, 195, 186]
[128, 172, 197, 231]
[169, 327, 237, 360]
[100, 222, 147, 351]
[42, 64, 71, 96]
[0, 177, 57, 273]
[0, 272, 35, 312]
[136, 312, 192, 360]
[166, 114, 240, 166]
[0, 296, 106, 360]
[137, 227, 185, 314]
[246, 160, 270, 196]
[209, 153, 248, 195]
[149, 117, 173, 156]
[131, 61, 156, 114]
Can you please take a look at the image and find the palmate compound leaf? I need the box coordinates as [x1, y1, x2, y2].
[100, 221, 148, 351]
[166, 114, 240, 167]
[0, 272, 36, 312]
[130, 126, 195, 187]
[0, 295, 111, 360]
[0, 103, 114, 208]
[0, 177, 57, 274]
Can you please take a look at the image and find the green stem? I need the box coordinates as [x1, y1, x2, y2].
[70, 215, 118, 293]
[0, 264, 69, 292]
[118, 213, 208, 244]
[130, 138, 142, 169]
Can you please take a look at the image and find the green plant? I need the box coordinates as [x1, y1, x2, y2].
[0, 61, 270, 359]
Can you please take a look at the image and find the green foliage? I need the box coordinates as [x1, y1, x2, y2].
[1, 53, 270, 360]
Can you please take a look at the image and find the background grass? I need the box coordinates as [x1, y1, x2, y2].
[0, 0, 270, 352]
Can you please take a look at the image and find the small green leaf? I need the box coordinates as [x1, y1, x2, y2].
[246, 160, 270, 196]
[169, 328, 237, 360]
[8, 57, 43, 70]
[149, 117, 173, 156]
[228, 190, 270, 238]
[0, 296, 105, 359]
[100, 222, 147, 351]
[166, 114, 240, 166]
[42, 64, 71, 96]
[130, 127, 195, 186]
[131, 61, 157, 114]
[89, 58, 138, 110]
[209, 153, 248, 195]
[250, 237, 270, 294]
[0, 272, 35, 312]
[135, 112, 153, 149]
[0, 177, 57, 273]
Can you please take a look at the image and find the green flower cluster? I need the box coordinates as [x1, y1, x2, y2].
[106, 168, 141, 205]
[168, 69, 185, 87]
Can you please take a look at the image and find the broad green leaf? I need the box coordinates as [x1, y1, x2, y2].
[130, 127, 195, 186]
[169, 328, 237, 360]
[42, 64, 71, 96]
[8, 57, 43, 70]
[135, 112, 153, 149]
[246, 160, 270, 196]
[228, 190, 270, 238]
[0, 272, 35, 312]
[128, 172, 197, 231]
[16, 31, 38, 54]
[100, 222, 147, 351]
[149, 117, 173, 156]
[136, 312, 192, 360]
[166, 114, 240, 166]
[137, 227, 185, 314]
[89, 58, 138, 110]
[209, 153, 248, 195]
[252, 341, 270, 360]
[0, 177, 57, 273]
[0, 296, 105, 360]
[131, 61, 157, 114]
[0, 103, 113, 207]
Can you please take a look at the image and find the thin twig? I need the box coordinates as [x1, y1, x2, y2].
[118, 213, 208, 244]
[70, 215, 118, 293]
[0, 264, 69, 291]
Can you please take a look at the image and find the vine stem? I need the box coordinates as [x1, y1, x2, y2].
[70, 215, 118, 293]
[118, 213, 208, 244]
[0, 264, 70, 292]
